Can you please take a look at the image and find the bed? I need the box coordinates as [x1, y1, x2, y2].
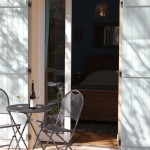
[74, 55, 118, 122]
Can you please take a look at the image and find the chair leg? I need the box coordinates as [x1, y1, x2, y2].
[8, 126, 21, 150]
[65, 145, 72, 150]
[56, 133, 72, 150]
[42, 130, 73, 150]
[32, 129, 45, 150]
[43, 131, 60, 150]
[8, 135, 21, 150]
[43, 133, 52, 150]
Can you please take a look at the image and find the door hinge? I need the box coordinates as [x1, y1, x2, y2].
[119, 71, 122, 77]
[26, 133, 32, 140]
[28, 68, 32, 74]
[28, 0, 32, 7]
[119, 139, 121, 146]
[121, 1, 123, 8]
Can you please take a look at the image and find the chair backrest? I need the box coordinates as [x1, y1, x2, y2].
[48, 68, 64, 84]
[47, 68, 64, 103]
[58, 90, 84, 126]
[0, 88, 10, 114]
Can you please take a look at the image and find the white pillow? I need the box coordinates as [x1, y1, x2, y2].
[80, 70, 118, 85]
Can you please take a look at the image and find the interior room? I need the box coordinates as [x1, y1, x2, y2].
[46, 0, 119, 148]
[71, 0, 119, 147]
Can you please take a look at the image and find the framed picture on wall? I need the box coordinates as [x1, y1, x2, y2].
[93, 23, 119, 48]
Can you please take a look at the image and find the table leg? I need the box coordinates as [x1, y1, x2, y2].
[8, 111, 28, 150]
[26, 113, 44, 150]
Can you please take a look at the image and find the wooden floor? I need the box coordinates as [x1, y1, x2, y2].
[1, 131, 118, 150]
[72, 131, 118, 148]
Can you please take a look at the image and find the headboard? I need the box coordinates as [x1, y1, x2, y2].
[85, 55, 119, 75]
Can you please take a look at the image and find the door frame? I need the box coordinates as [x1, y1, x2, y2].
[29, 0, 72, 146]
[29, 0, 45, 147]
[118, 0, 122, 149]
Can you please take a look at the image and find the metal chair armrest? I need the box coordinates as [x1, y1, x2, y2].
[0, 123, 21, 129]
[30, 119, 43, 124]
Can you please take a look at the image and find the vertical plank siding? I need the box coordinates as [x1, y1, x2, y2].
[0, 0, 28, 147]
[121, 0, 150, 149]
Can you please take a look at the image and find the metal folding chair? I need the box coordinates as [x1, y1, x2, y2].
[47, 68, 65, 118]
[0, 88, 21, 149]
[33, 90, 84, 150]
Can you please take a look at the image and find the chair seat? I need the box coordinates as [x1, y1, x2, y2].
[48, 82, 57, 87]
[43, 125, 72, 133]
[48, 82, 62, 87]
[0, 124, 21, 129]
[48, 100, 58, 105]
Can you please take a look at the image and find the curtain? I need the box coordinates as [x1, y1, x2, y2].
[45, 0, 50, 69]
[45, 0, 50, 103]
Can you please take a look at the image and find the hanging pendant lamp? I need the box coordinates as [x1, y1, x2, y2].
[95, 2, 109, 18]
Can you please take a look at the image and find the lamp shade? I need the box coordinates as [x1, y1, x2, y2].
[95, 2, 108, 17]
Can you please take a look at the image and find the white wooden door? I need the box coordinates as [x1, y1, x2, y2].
[0, 0, 28, 148]
[120, 0, 150, 149]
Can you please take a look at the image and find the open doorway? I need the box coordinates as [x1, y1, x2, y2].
[45, 0, 119, 147]
[71, 56, 118, 148]
[71, 0, 119, 148]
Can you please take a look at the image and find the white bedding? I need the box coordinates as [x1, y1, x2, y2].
[80, 70, 118, 85]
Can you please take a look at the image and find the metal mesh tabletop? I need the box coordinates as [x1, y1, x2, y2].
[7, 104, 52, 113]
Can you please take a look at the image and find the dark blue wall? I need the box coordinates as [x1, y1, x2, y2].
[72, 0, 119, 75]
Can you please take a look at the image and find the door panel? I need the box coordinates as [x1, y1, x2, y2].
[42, 0, 72, 142]
[124, 0, 150, 7]
[122, 8, 150, 77]
[0, 0, 28, 147]
[121, 0, 150, 149]
[122, 78, 150, 146]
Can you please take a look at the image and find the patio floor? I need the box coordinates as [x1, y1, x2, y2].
[1, 146, 117, 150]
[0, 130, 118, 149]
